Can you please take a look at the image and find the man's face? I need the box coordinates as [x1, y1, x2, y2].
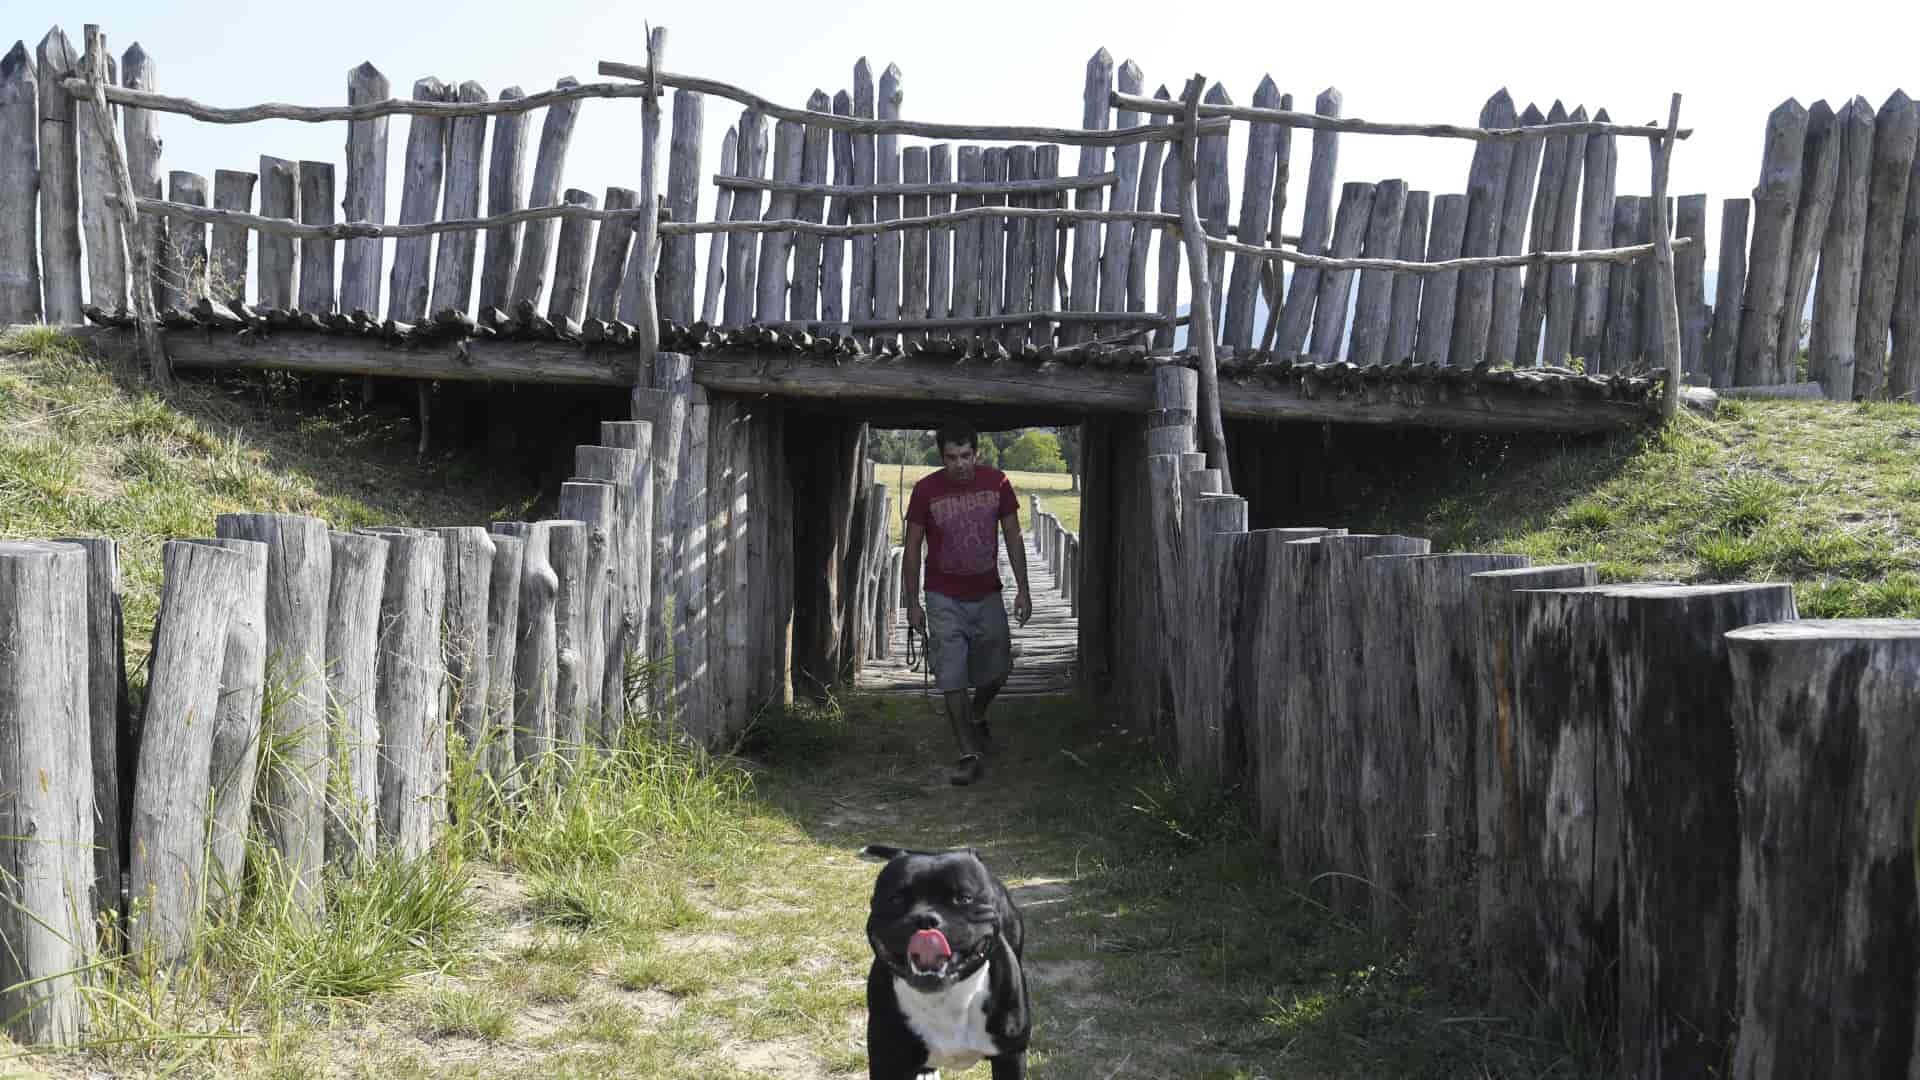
[940, 441, 977, 482]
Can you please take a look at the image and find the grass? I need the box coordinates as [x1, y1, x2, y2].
[873, 461, 1081, 546]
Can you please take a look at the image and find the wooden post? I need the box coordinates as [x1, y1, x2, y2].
[1386, 190, 1429, 363]
[1359, 551, 1431, 933]
[1572, 109, 1618, 366]
[483, 533, 523, 782]
[1811, 97, 1873, 399]
[1177, 75, 1232, 490]
[586, 186, 637, 321]
[981, 147, 1008, 331]
[509, 75, 585, 310]
[1099, 60, 1146, 334]
[1067, 49, 1113, 344]
[1854, 90, 1918, 400]
[257, 156, 298, 309]
[1650, 94, 1684, 419]
[1348, 179, 1407, 367]
[1308, 181, 1375, 363]
[724, 108, 768, 327]
[850, 60, 877, 330]
[1220, 75, 1282, 351]
[1153, 145, 1181, 351]
[129, 540, 243, 967]
[215, 512, 330, 917]
[577, 442, 645, 741]
[559, 482, 617, 747]
[791, 91, 831, 324]
[1274, 534, 1335, 880]
[362, 528, 446, 862]
[1238, 527, 1343, 847]
[633, 358, 688, 717]
[1726, 618, 1920, 1079]
[902, 145, 931, 340]
[77, 29, 164, 384]
[323, 529, 385, 871]
[1130, 92, 1170, 317]
[1414, 194, 1468, 366]
[546, 520, 590, 758]
[548, 188, 597, 326]
[1515, 102, 1573, 365]
[626, 26, 666, 372]
[75, 47, 126, 314]
[929, 143, 953, 321]
[1146, 449, 1204, 759]
[1894, 145, 1920, 402]
[388, 77, 449, 322]
[209, 170, 255, 304]
[1608, 584, 1798, 1079]
[1184, 496, 1246, 786]
[756, 118, 804, 325]
[296, 161, 336, 313]
[873, 64, 903, 346]
[0, 42, 41, 324]
[340, 62, 390, 317]
[822, 94, 851, 329]
[479, 85, 530, 314]
[1001, 144, 1034, 346]
[702, 126, 738, 325]
[1774, 101, 1840, 383]
[163, 170, 207, 305]
[48, 537, 129, 931]
[35, 28, 82, 324]
[1710, 198, 1750, 388]
[1198, 83, 1233, 328]
[0, 541, 94, 1044]
[430, 80, 488, 316]
[435, 527, 494, 774]
[1467, 562, 1597, 1004]
[196, 537, 266, 909]
[953, 146, 983, 321]
[1488, 104, 1546, 365]
[1735, 99, 1809, 386]
[1603, 196, 1646, 372]
[1540, 108, 1590, 366]
[1450, 90, 1517, 369]
[1274, 88, 1342, 357]
[1675, 194, 1709, 382]
[660, 86, 704, 324]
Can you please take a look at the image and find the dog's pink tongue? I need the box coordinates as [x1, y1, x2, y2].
[907, 929, 952, 969]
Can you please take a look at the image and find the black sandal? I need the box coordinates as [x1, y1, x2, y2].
[949, 753, 985, 786]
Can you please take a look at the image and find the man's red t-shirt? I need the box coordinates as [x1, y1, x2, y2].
[906, 465, 1019, 601]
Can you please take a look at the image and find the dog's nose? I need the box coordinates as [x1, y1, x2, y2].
[911, 911, 941, 931]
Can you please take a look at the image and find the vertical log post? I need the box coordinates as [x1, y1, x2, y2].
[1488, 104, 1546, 365]
[1649, 94, 1685, 418]
[1450, 90, 1517, 369]
[340, 62, 389, 317]
[49, 537, 129, 933]
[198, 538, 266, 909]
[1099, 61, 1147, 338]
[1274, 88, 1342, 356]
[509, 75, 585, 311]
[478, 85, 529, 314]
[1541, 108, 1590, 366]
[1572, 109, 1618, 366]
[75, 47, 126, 315]
[1067, 49, 1113, 344]
[586, 186, 637, 322]
[559, 483, 617, 747]
[1854, 91, 1918, 400]
[257, 156, 298, 309]
[1676, 194, 1710, 382]
[701, 126, 738, 326]
[659, 86, 704, 324]
[1308, 181, 1375, 363]
[0, 42, 41, 325]
[1812, 98, 1874, 399]
[388, 77, 449, 322]
[78, 27, 165, 385]
[577, 442, 645, 741]
[1414, 194, 1468, 366]
[1736, 100, 1809, 387]
[1775, 101, 1840, 384]
[1386, 190, 1430, 363]
[163, 170, 207, 304]
[1238, 527, 1343, 847]
[296, 161, 336, 314]
[628, 26, 666, 371]
[209, 170, 255, 305]
[546, 520, 590, 758]
[548, 188, 597, 327]
[430, 80, 488, 317]
[1711, 198, 1750, 388]
[483, 534, 524, 784]
[35, 28, 82, 324]
[435, 528, 494, 777]
[756, 118, 804, 325]
[1276, 533, 1339, 883]
[1177, 75, 1231, 490]
[362, 528, 446, 863]
[724, 109, 768, 328]
[1348, 179, 1408, 367]
[323, 530, 386, 871]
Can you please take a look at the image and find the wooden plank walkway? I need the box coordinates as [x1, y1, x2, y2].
[858, 533, 1077, 696]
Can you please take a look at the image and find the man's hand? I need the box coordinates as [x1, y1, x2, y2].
[1013, 587, 1032, 626]
[907, 599, 926, 635]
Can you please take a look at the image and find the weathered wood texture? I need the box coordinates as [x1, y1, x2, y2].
[209, 170, 255, 304]
[387, 78, 449, 322]
[323, 529, 385, 870]
[1572, 110, 1618, 365]
[48, 537, 129, 929]
[1238, 527, 1342, 844]
[357, 529, 446, 862]
[163, 171, 208, 306]
[1130, 95, 1169, 317]
[1386, 190, 1429, 363]
[482, 533, 523, 783]
[1735, 100, 1808, 386]
[1538, 107, 1589, 365]
[1356, 551, 1427, 932]
[725, 109, 768, 328]
[1349, 179, 1408, 366]
[430, 80, 489, 316]
[257, 156, 298, 309]
[1320, 533, 1430, 915]
[757, 118, 805, 325]
[1774, 101, 1839, 383]
[296, 161, 335, 313]
[479, 85, 529, 313]
[340, 62, 389, 316]
[36, 29, 83, 324]
[1812, 98, 1874, 399]
[0, 542, 94, 1044]
[1726, 619, 1920, 1079]
[1264, 534, 1334, 875]
[1274, 88, 1343, 356]
[1181, 494, 1248, 788]
[1675, 195, 1709, 382]
[1710, 197, 1750, 388]
[1451, 91, 1518, 368]
[702, 126, 738, 325]
[1067, 50, 1113, 343]
[548, 188, 597, 326]
[545, 520, 591, 756]
[76, 45, 127, 313]
[1894, 132, 1920, 402]
[196, 537, 265, 908]
[1514, 101, 1570, 364]
[1610, 584, 1798, 1080]
[1487, 104, 1546, 364]
[1098, 62, 1146, 340]
[872, 65, 904, 343]
[660, 88, 705, 323]
[1308, 182, 1375, 362]
[129, 540, 243, 966]
[558, 483, 616, 746]
[121, 45, 163, 313]
[509, 77, 585, 311]
[0, 43, 42, 323]
[1197, 83, 1233, 332]
[576, 442, 646, 742]
[1469, 563, 1598, 1004]
[214, 513, 330, 916]
[1414, 194, 1468, 366]
[1854, 91, 1918, 399]
[849, 62, 877, 329]
[1221, 76, 1280, 351]
[435, 527, 494, 775]
[586, 186, 636, 322]
[928, 143, 953, 320]
[1603, 196, 1646, 372]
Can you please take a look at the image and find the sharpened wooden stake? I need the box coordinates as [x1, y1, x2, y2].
[1177, 75, 1231, 491]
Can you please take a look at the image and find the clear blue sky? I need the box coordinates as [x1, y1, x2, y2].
[9, 0, 1915, 309]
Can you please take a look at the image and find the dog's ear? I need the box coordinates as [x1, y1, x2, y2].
[858, 844, 911, 862]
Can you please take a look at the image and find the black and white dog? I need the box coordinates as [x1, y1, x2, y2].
[860, 844, 1031, 1079]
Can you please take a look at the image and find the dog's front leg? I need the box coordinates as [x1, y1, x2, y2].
[990, 1052, 1027, 1080]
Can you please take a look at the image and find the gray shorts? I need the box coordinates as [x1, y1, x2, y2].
[924, 591, 1012, 693]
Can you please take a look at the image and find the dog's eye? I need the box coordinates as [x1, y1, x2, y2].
[954, 891, 975, 906]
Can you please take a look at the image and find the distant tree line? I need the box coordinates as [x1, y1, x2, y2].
[868, 426, 1075, 476]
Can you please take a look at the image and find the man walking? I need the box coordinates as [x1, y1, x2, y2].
[903, 420, 1033, 785]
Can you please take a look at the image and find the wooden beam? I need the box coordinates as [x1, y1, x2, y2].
[1112, 89, 1693, 141]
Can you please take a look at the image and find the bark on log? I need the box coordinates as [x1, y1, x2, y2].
[1308, 182, 1375, 362]
[0, 43, 42, 323]
[508, 76, 585, 311]
[209, 170, 255, 305]
[1609, 584, 1798, 1080]
[1853, 91, 1918, 399]
[1348, 179, 1408, 367]
[429, 80, 488, 316]
[1573, 109, 1617, 366]
[559, 483, 617, 747]
[1710, 198, 1750, 388]
[724, 109, 768, 328]
[196, 537, 265, 909]
[340, 62, 390, 317]
[545, 520, 590, 758]
[0, 541, 93, 1044]
[660, 88, 705, 323]
[434, 527, 494, 775]
[586, 186, 636, 322]
[360, 528, 446, 862]
[323, 529, 385, 871]
[214, 512, 329, 916]
[1775, 101, 1839, 384]
[1726, 618, 1920, 1079]
[1320, 533, 1430, 916]
[482, 533, 523, 784]
[479, 86, 529, 314]
[1274, 88, 1342, 357]
[296, 161, 335, 313]
[257, 156, 298, 309]
[1386, 190, 1429, 364]
[36, 29, 83, 324]
[548, 188, 597, 326]
[1812, 98, 1874, 399]
[388, 78, 449, 322]
[129, 539, 243, 967]
[1415, 194, 1468, 366]
[1467, 562, 1597, 1005]
[1450, 90, 1518, 368]
[1488, 105, 1545, 364]
[1735, 100, 1808, 386]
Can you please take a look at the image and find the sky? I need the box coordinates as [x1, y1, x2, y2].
[8, 0, 1917, 313]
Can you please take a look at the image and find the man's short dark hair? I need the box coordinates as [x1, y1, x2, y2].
[934, 419, 978, 452]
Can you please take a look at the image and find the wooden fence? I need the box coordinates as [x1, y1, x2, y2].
[1128, 363, 1920, 1078]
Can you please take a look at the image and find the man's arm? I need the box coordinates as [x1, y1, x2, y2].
[903, 519, 926, 632]
[1000, 512, 1032, 624]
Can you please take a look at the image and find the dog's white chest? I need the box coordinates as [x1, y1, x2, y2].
[894, 966, 998, 1071]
